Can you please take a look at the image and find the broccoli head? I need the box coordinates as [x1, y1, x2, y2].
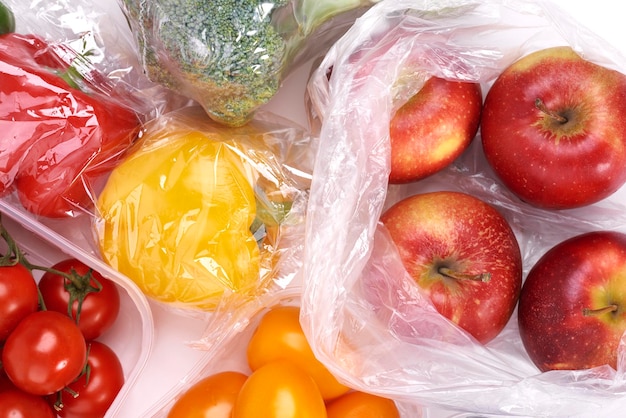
[121, 0, 375, 126]
[120, 0, 286, 126]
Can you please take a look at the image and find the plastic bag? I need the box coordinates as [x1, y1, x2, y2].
[301, 0, 626, 416]
[93, 105, 315, 313]
[5, 0, 186, 113]
[0, 0, 191, 219]
[118, 0, 381, 128]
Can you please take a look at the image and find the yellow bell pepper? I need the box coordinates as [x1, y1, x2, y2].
[95, 114, 260, 310]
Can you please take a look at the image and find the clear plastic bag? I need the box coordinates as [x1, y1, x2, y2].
[0, 0, 190, 219]
[6, 0, 184, 114]
[93, 105, 316, 313]
[118, 0, 381, 127]
[301, 0, 626, 416]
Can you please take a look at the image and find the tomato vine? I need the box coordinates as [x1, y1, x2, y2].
[0, 214, 103, 319]
[0, 214, 124, 417]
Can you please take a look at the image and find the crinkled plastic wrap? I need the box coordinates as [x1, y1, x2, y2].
[300, 0, 626, 416]
[6, 0, 184, 112]
[0, 0, 189, 219]
[118, 0, 381, 127]
[94, 105, 315, 313]
[0, 32, 143, 218]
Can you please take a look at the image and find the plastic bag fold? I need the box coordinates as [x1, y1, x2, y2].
[301, 0, 626, 416]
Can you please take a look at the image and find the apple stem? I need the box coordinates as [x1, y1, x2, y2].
[535, 98, 568, 124]
[582, 304, 618, 317]
[438, 267, 491, 283]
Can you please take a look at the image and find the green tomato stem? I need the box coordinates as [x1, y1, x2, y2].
[0, 214, 102, 318]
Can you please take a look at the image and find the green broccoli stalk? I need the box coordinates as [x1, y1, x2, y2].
[120, 0, 376, 127]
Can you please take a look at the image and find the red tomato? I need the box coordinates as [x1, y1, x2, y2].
[168, 371, 248, 418]
[0, 389, 56, 418]
[53, 341, 124, 418]
[233, 360, 327, 418]
[325, 391, 400, 418]
[246, 306, 350, 400]
[39, 258, 120, 340]
[0, 263, 38, 341]
[2, 310, 87, 395]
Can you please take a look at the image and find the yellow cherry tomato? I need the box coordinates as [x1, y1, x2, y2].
[167, 371, 248, 418]
[246, 306, 350, 400]
[233, 360, 327, 418]
[96, 118, 260, 310]
[326, 391, 401, 418]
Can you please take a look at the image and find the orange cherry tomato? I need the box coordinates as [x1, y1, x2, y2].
[246, 306, 349, 400]
[233, 360, 327, 418]
[326, 391, 401, 418]
[167, 371, 248, 418]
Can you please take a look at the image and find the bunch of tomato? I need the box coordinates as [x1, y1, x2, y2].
[168, 305, 401, 418]
[0, 218, 124, 418]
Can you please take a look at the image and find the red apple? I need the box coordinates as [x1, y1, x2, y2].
[481, 46, 626, 209]
[518, 231, 626, 372]
[380, 191, 522, 344]
[389, 76, 482, 184]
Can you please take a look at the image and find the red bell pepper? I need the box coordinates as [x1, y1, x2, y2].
[0, 33, 141, 218]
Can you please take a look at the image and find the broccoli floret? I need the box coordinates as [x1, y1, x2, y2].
[121, 0, 373, 126]
[120, 0, 286, 126]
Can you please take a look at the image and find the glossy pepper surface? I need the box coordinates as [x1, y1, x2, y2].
[96, 121, 261, 310]
[0, 33, 140, 217]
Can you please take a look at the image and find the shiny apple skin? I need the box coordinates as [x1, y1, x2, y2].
[518, 231, 626, 372]
[380, 191, 523, 344]
[389, 76, 482, 184]
[481, 46, 626, 209]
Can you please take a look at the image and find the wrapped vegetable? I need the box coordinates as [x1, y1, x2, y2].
[94, 106, 313, 311]
[119, 0, 380, 127]
[0, 32, 141, 218]
[97, 131, 258, 310]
